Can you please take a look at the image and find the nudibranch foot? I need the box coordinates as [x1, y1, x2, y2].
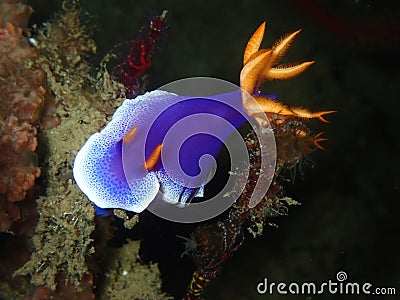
[73, 126, 160, 213]
[73, 91, 170, 213]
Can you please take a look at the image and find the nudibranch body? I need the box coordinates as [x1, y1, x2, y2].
[73, 22, 333, 213]
[73, 89, 248, 213]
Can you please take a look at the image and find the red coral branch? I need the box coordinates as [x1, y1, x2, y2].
[111, 11, 168, 97]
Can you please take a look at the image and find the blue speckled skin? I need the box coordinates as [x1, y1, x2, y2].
[73, 90, 248, 213]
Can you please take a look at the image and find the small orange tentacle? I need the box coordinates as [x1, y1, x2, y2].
[271, 29, 302, 61]
[144, 143, 163, 170]
[243, 22, 266, 65]
[122, 126, 138, 144]
[260, 29, 303, 79]
[240, 50, 272, 105]
[253, 96, 295, 116]
[290, 107, 335, 123]
[312, 110, 336, 123]
[313, 132, 328, 150]
[266, 61, 314, 80]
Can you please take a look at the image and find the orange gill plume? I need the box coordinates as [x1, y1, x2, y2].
[239, 22, 334, 124]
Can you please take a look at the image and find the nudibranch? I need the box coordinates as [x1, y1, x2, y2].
[73, 22, 333, 213]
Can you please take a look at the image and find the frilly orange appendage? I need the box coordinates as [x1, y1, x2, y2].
[240, 23, 334, 125]
[243, 22, 266, 65]
[311, 132, 328, 151]
[290, 107, 336, 123]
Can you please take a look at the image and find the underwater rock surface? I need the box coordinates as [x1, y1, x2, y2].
[1, 1, 167, 299]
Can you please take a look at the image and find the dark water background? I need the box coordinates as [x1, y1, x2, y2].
[28, 0, 400, 299]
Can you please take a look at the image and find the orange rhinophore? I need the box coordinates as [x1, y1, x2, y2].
[122, 126, 138, 144]
[144, 143, 163, 170]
